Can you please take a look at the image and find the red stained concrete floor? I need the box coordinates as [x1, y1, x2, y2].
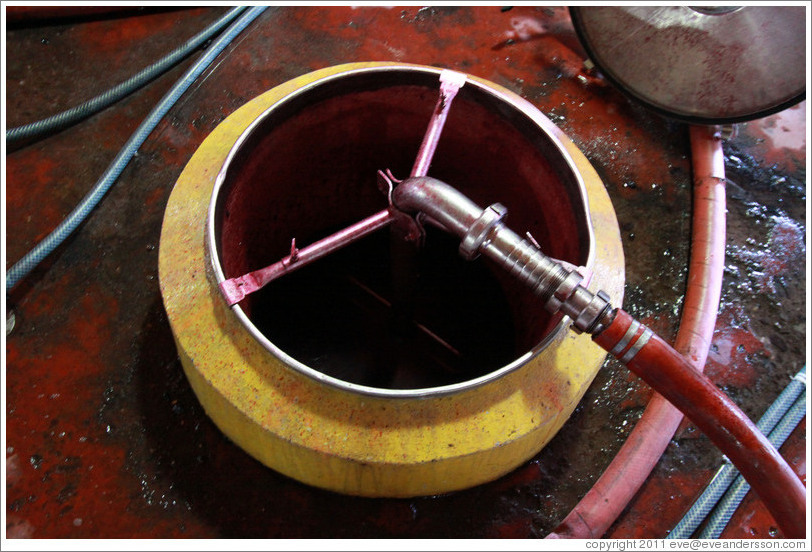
[4, 6, 808, 539]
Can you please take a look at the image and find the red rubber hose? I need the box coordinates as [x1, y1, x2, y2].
[677, 126, 727, 366]
[593, 309, 807, 539]
[547, 126, 728, 538]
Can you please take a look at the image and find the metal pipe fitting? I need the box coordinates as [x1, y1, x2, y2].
[392, 176, 614, 334]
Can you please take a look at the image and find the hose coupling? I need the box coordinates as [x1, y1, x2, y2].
[459, 203, 507, 260]
[541, 263, 613, 334]
[559, 287, 614, 335]
[392, 176, 616, 335]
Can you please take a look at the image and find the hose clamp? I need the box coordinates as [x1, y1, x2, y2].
[574, 290, 613, 335]
[459, 203, 507, 260]
[378, 169, 425, 244]
[620, 327, 653, 363]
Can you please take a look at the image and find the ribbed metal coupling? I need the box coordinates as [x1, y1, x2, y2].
[393, 176, 616, 335]
[478, 218, 613, 334]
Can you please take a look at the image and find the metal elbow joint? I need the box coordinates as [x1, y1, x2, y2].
[392, 176, 614, 335]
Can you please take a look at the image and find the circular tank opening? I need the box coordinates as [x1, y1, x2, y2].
[208, 66, 594, 395]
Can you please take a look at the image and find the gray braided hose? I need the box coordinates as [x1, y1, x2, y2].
[697, 393, 806, 539]
[668, 366, 807, 538]
[6, 6, 267, 291]
[6, 7, 247, 143]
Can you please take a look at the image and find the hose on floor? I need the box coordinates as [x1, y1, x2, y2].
[6, 7, 247, 143]
[698, 391, 806, 539]
[6, 6, 267, 292]
[592, 309, 806, 538]
[668, 366, 807, 538]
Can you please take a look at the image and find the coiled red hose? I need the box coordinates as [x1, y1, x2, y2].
[547, 126, 732, 538]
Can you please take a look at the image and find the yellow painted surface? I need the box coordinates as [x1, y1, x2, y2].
[158, 63, 625, 497]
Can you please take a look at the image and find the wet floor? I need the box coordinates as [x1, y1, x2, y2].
[4, 6, 807, 539]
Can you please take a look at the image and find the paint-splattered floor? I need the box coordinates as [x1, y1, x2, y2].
[4, 6, 806, 539]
